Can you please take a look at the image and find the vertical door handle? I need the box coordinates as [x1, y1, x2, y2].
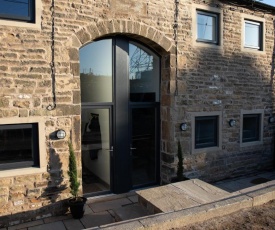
[108, 146, 114, 152]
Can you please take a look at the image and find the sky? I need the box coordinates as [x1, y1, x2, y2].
[260, 0, 275, 7]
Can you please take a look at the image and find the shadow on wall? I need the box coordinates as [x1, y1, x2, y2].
[0, 141, 69, 228]
[177, 21, 275, 182]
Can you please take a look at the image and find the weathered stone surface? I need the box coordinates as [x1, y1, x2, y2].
[172, 179, 230, 204]
[0, 0, 274, 226]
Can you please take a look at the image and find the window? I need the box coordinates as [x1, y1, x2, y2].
[197, 10, 218, 44]
[242, 114, 261, 143]
[244, 20, 262, 50]
[195, 116, 218, 149]
[240, 110, 264, 147]
[0, 123, 39, 170]
[0, 0, 35, 22]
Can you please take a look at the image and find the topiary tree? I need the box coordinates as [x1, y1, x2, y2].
[177, 141, 184, 181]
[68, 142, 80, 200]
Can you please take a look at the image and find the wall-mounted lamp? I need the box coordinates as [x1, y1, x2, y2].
[180, 123, 187, 131]
[56, 129, 66, 139]
[229, 119, 236, 127]
[269, 117, 275, 123]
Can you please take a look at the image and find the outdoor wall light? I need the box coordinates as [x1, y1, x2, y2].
[229, 119, 236, 127]
[269, 116, 275, 123]
[180, 123, 187, 131]
[56, 129, 66, 139]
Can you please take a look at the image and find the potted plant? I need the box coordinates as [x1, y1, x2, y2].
[68, 142, 87, 219]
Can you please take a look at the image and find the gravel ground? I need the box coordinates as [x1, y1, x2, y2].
[176, 200, 275, 230]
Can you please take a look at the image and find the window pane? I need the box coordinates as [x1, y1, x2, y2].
[0, 124, 37, 170]
[132, 107, 156, 186]
[129, 42, 160, 102]
[243, 114, 260, 142]
[0, 0, 32, 20]
[195, 116, 218, 149]
[81, 108, 111, 193]
[197, 12, 217, 42]
[245, 21, 260, 49]
[80, 40, 113, 103]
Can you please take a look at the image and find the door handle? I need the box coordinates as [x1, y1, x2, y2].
[130, 147, 136, 150]
[105, 146, 113, 152]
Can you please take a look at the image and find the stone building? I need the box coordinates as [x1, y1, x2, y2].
[0, 0, 274, 226]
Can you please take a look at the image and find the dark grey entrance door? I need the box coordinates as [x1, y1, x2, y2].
[80, 37, 160, 194]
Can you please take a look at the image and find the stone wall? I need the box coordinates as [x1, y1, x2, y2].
[0, 0, 274, 226]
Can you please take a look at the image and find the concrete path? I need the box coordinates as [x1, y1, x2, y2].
[2, 170, 275, 230]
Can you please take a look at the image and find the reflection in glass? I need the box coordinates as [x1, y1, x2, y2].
[81, 108, 110, 194]
[132, 108, 156, 186]
[80, 40, 113, 103]
[197, 12, 217, 42]
[0, 0, 32, 20]
[129, 42, 160, 102]
[195, 116, 218, 149]
[0, 123, 38, 170]
[245, 21, 260, 49]
[242, 114, 260, 142]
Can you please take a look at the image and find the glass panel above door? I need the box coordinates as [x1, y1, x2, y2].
[129, 42, 160, 102]
[80, 39, 113, 103]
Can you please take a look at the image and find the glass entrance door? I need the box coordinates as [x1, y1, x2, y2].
[80, 37, 160, 195]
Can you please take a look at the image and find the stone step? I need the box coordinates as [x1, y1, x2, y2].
[172, 179, 231, 204]
[137, 179, 230, 214]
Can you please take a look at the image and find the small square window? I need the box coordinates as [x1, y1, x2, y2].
[244, 20, 262, 50]
[0, 123, 39, 170]
[0, 0, 35, 22]
[197, 11, 218, 44]
[195, 116, 218, 149]
[242, 114, 261, 143]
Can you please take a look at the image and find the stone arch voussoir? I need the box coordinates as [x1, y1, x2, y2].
[71, 19, 174, 53]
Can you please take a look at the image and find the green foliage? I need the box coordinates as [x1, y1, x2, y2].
[68, 142, 80, 199]
[177, 141, 184, 181]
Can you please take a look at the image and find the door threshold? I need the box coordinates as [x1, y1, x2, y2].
[85, 185, 160, 204]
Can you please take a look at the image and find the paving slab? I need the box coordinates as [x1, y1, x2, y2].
[89, 198, 132, 213]
[28, 221, 66, 230]
[43, 215, 71, 224]
[8, 220, 44, 230]
[172, 179, 230, 204]
[80, 211, 115, 228]
[63, 218, 84, 230]
[213, 172, 275, 192]
[113, 204, 150, 221]
[128, 195, 138, 203]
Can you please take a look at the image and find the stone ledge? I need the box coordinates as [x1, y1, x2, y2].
[245, 185, 275, 206]
[87, 182, 275, 230]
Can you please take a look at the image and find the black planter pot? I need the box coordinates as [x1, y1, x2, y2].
[68, 197, 87, 219]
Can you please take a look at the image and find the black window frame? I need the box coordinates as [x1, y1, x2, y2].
[196, 10, 219, 44]
[242, 114, 261, 143]
[0, 0, 35, 23]
[0, 123, 39, 171]
[244, 19, 263, 50]
[195, 116, 218, 149]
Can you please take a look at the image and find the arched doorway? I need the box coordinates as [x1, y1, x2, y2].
[80, 36, 160, 195]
